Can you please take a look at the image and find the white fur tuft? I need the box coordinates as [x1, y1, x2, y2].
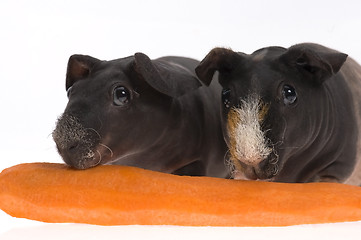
[227, 95, 272, 167]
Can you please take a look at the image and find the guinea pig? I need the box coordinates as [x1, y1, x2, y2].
[53, 53, 228, 177]
[195, 43, 361, 185]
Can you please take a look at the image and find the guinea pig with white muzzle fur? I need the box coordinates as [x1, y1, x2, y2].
[196, 43, 361, 185]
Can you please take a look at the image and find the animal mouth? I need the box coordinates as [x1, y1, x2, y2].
[232, 156, 279, 181]
[233, 165, 260, 180]
[226, 94, 279, 180]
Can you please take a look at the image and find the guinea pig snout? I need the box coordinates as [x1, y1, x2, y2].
[52, 114, 101, 169]
[233, 155, 279, 180]
[226, 95, 277, 180]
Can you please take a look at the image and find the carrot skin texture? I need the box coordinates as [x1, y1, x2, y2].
[0, 163, 361, 226]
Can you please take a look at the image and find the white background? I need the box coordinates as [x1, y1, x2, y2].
[1, 0, 361, 238]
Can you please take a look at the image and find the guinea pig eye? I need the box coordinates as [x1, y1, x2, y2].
[113, 86, 131, 106]
[282, 85, 297, 105]
[222, 88, 231, 108]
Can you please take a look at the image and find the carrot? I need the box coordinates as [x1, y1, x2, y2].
[0, 162, 360, 227]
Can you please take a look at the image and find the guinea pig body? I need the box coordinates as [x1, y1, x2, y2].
[196, 43, 361, 184]
[53, 53, 228, 177]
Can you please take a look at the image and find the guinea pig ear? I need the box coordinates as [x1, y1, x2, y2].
[66, 55, 100, 91]
[195, 48, 243, 86]
[133, 52, 201, 98]
[281, 45, 348, 85]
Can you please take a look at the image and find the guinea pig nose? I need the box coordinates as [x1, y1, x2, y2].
[66, 142, 81, 152]
[68, 143, 79, 150]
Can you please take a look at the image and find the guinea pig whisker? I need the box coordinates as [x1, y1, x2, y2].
[278, 146, 301, 150]
[271, 141, 283, 149]
[86, 128, 102, 139]
[96, 150, 102, 165]
[223, 149, 230, 165]
[281, 116, 288, 144]
[107, 150, 143, 164]
[223, 149, 235, 178]
[99, 143, 114, 158]
[272, 164, 279, 175]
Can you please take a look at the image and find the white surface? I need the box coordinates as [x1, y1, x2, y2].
[0, 221, 361, 240]
[1, 0, 361, 238]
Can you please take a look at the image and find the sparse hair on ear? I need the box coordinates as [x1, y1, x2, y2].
[66, 55, 100, 90]
[280, 44, 348, 85]
[133, 52, 201, 98]
[195, 48, 243, 86]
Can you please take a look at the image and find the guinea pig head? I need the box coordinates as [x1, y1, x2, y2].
[53, 53, 200, 169]
[196, 45, 347, 181]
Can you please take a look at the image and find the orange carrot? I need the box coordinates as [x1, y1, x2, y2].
[0, 162, 360, 226]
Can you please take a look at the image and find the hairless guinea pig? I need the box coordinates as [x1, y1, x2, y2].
[52, 53, 228, 177]
[196, 43, 361, 185]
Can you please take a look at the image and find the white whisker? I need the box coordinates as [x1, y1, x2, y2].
[86, 128, 102, 139]
[96, 150, 102, 164]
[99, 143, 114, 158]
